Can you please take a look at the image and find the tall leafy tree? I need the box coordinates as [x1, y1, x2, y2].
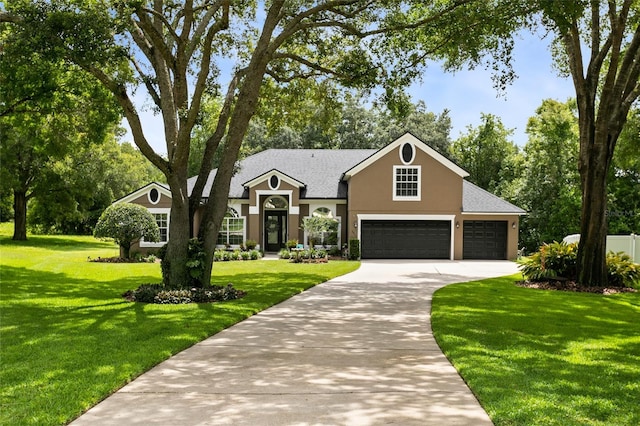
[449, 113, 520, 195]
[28, 135, 165, 234]
[0, 19, 119, 240]
[4, 1, 492, 287]
[517, 99, 581, 251]
[607, 107, 640, 234]
[536, 0, 640, 285]
[394, 0, 640, 285]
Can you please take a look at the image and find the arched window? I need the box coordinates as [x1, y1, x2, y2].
[264, 196, 288, 210]
[312, 207, 333, 218]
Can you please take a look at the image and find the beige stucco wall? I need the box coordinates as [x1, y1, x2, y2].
[347, 146, 462, 240]
[249, 179, 302, 250]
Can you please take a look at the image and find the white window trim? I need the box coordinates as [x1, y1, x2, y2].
[141, 208, 170, 247]
[147, 188, 161, 205]
[215, 215, 247, 249]
[393, 165, 421, 201]
[303, 215, 341, 248]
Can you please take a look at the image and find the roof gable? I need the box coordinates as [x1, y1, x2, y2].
[342, 132, 469, 180]
[114, 182, 171, 204]
[243, 168, 306, 189]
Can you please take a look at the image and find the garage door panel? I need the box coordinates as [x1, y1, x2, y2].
[463, 220, 507, 260]
[361, 220, 451, 259]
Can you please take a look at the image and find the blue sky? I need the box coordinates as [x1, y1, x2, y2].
[120, 30, 576, 153]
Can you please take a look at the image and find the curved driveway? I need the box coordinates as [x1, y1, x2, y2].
[72, 260, 519, 425]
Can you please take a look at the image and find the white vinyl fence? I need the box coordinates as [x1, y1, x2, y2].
[563, 234, 640, 263]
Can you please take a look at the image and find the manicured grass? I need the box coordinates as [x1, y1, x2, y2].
[0, 223, 359, 425]
[432, 275, 640, 426]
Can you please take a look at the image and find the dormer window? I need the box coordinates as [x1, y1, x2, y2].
[400, 142, 415, 164]
[393, 165, 421, 201]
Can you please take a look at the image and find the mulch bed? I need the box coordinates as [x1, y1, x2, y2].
[88, 256, 158, 263]
[517, 280, 637, 295]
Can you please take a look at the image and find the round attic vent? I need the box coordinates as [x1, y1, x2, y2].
[400, 142, 415, 164]
[269, 175, 280, 190]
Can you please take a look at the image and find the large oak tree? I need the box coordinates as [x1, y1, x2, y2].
[3, 1, 499, 287]
[538, 0, 640, 285]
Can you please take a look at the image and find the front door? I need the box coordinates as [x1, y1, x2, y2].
[265, 211, 287, 252]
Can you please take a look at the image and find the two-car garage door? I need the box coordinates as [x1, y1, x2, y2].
[361, 220, 451, 259]
[360, 219, 508, 260]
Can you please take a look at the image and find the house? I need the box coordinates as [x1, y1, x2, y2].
[115, 133, 526, 259]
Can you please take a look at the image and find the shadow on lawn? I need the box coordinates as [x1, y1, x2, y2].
[433, 278, 640, 425]
[0, 234, 117, 251]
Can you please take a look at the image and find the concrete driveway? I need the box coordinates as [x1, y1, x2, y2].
[71, 260, 519, 426]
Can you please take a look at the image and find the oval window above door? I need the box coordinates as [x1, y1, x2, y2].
[269, 175, 280, 190]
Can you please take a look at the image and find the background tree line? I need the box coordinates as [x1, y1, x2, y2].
[3, 89, 637, 253]
[3, 0, 637, 287]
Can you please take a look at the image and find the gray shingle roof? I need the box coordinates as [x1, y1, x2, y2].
[462, 180, 526, 214]
[187, 149, 525, 214]
[188, 149, 376, 199]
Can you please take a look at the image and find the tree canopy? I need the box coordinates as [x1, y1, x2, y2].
[94, 203, 160, 259]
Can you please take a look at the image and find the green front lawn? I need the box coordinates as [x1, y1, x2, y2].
[432, 275, 640, 426]
[0, 224, 359, 425]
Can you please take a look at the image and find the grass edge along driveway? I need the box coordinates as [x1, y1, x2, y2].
[432, 275, 640, 426]
[0, 228, 359, 425]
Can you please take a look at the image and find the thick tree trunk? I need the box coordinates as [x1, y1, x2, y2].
[12, 190, 27, 240]
[576, 144, 609, 286]
[122, 243, 131, 259]
[163, 178, 191, 289]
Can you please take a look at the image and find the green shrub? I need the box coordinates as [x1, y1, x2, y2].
[519, 241, 640, 287]
[213, 249, 224, 261]
[230, 250, 241, 261]
[328, 246, 342, 257]
[240, 251, 251, 260]
[348, 239, 360, 260]
[278, 249, 291, 259]
[250, 249, 261, 260]
[518, 241, 577, 281]
[245, 239, 257, 250]
[286, 239, 299, 249]
[125, 283, 246, 304]
[314, 249, 327, 259]
[606, 251, 640, 288]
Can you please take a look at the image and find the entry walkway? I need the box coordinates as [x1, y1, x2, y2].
[72, 260, 519, 425]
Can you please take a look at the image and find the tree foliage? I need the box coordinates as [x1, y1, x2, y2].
[1, 0, 494, 287]
[517, 99, 581, 251]
[449, 113, 520, 195]
[94, 203, 160, 259]
[28, 136, 165, 234]
[0, 12, 120, 239]
[535, 0, 640, 285]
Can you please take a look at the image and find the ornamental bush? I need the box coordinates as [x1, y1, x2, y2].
[124, 283, 246, 304]
[518, 241, 640, 287]
[94, 203, 159, 259]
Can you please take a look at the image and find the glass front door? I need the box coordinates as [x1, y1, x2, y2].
[265, 211, 287, 252]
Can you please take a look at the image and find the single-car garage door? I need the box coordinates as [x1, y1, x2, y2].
[361, 220, 451, 259]
[463, 220, 508, 260]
